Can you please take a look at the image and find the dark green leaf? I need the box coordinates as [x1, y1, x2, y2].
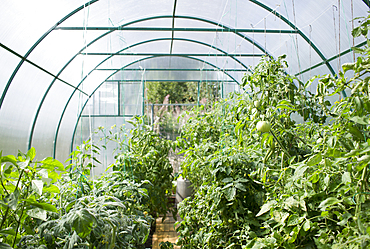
[0, 228, 16, 236]
[0, 242, 13, 249]
[348, 126, 365, 141]
[307, 153, 322, 166]
[318, 197, 341, 211]
[70, 209, 97, 238]
[24, 200, 57, 212]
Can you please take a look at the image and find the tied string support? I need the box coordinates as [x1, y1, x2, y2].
[333, 5, 340, 73]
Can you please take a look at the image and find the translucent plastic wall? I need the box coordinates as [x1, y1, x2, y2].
[0, 0, 369, 167]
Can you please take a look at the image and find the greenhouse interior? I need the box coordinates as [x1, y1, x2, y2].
[1, 0, 370, 248]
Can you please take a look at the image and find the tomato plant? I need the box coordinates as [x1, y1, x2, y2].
[175, 15, 370, 248]
[101, 116, 176, 220]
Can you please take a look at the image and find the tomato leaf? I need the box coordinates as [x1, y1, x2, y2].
[256, 200, 276, 217]
[234, 182, 246, 191]
[341, 172, 351, 185]
[23, 200, 57, 212]
[69, 209, 97, 238]
[272, 210, 289, 224]
[288, 226, 299, 243]
[221, 177, 233, 183]
[349, 116, 369, 125]
[0, 242, 13, 249]
[0, 228, 16, 236]
[303, 220, 310, 231]
[287, 214, 303, 226]
[318, 197, 341, 211]
[224, 187, 236, 201]
[307, 153, 322, 166]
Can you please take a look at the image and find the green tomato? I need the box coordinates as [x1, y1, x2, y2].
[256, 121, 271, 133]
[228, 219, 233, 223]
[254, 100, 261, 108]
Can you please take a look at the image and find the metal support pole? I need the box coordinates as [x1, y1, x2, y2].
[151, 104, 154, 131]
[221, 81, 224, 99]
[118, 81, 121, 116]
[142, 80, 145, 116]
[197, 81, 200, 107]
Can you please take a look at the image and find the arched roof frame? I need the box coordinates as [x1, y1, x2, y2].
[1, 0, 363, 111]
[26, 12, 281, 151]
[57, 55, 241, 157]
[0, 0, 352, 157]
[248, 0, 336, 75]
[1, 12, 276, 113]
[28, 36, 254, 150]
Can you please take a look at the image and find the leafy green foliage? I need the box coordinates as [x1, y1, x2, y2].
[175, 16, 370, 247]
[0, 148, 66, 248]
[101, 116, 176, 219]
[1, 142, 153, 248]
[146, 81, 219, 104]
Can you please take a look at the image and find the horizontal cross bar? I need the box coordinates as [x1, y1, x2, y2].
[105, 79, 236, 82]
[145, 103, 201, 106]
[96, 68, 249, 71]
[56, 26, 297, 33]
[81, 114, 136, 118]
[82, 52, 264, 57]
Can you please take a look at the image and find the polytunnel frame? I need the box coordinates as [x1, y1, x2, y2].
[2, 0, 339, 112]
[66, 55, 241, 158]
[27, 12, 280, 152]
[28, 35, 256, 153]
[0, 0, 360, 159]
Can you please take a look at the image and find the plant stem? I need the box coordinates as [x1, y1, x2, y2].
[0, 207, 10, 231]
[1, 176, 9, 195]
[0, 169, 24, 230]
[270, 130, 292, 158]
[355, 165, 367, 227]
[12, 183, 30, 247]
